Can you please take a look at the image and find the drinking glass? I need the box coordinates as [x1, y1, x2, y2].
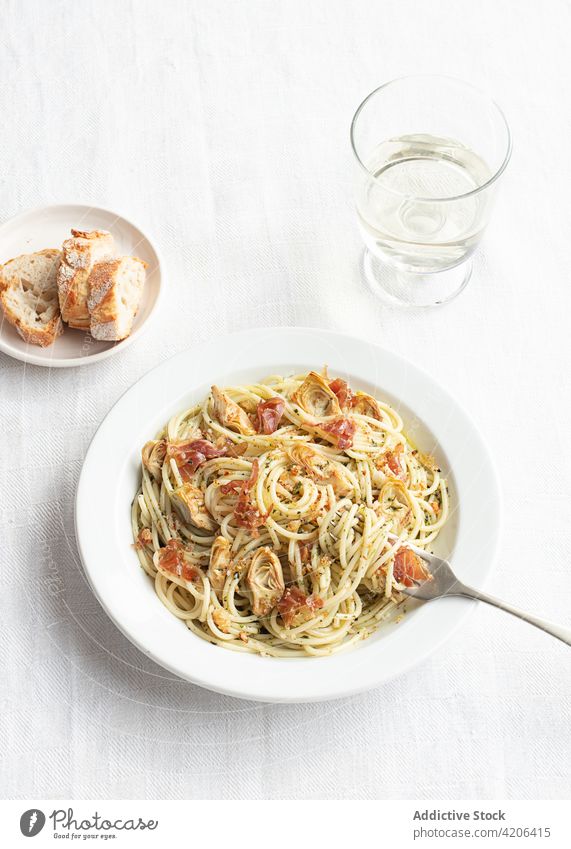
[351, 75, 511, 307]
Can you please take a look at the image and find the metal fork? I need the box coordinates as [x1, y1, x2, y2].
[399, 542, 571, 646]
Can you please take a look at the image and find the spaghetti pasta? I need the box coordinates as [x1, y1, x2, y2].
[131, 370, 449, 657]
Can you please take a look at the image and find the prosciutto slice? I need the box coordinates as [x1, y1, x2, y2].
[255, 397, 285, 434]
[277, 586, 324, 628]
[320, 416, 356, 449]
[221, 459, 270, 532]
[393, 547, 432, 588]
[157, 539, 198, 582]
[167, 439, 227, 473]
[380, 443, 406, 481]
[329, 378, 354, 410]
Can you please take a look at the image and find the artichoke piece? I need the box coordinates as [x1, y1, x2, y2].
[291, 371, 341, 418]
[142, 439, 167, 480]
[289, 444, 351, 496]
[246, 546, 285, 617]
[351, 392, 384, 421]
[207, 536, 232, 598]
[377, 480, 414, 532]
[171, 483, 217, 531]
[211, 385, 256, 435]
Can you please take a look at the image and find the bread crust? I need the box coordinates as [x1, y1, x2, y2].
[57, 229, 114, 329]
[88, 256, 147, 341]
[0, 291, 63, 346]
[87, 259, 122, 316]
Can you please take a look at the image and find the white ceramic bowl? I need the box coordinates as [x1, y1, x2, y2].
[76, 327, 501, 702]
[0, 203, 163, 367]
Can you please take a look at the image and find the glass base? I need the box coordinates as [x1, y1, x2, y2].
[361, 250, 472, 307]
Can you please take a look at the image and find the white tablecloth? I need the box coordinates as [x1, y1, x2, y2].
[1, 0, 570, 800]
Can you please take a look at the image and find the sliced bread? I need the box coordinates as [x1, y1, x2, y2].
[0, 249, 63, 347]
[57, 229, 114, 329]
[87, 256, 147, 341]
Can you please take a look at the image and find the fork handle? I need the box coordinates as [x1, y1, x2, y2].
[458, 584, 571, 646]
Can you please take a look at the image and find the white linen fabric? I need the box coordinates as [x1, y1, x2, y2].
[0, 0, 570, 800]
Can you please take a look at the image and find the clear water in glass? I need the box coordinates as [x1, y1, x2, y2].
[357, 133, 492, 274]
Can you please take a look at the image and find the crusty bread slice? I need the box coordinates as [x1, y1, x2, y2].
[0, 249, 63, 346]
[88, 256, 147, 341]
[57, 229, 114, 329]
